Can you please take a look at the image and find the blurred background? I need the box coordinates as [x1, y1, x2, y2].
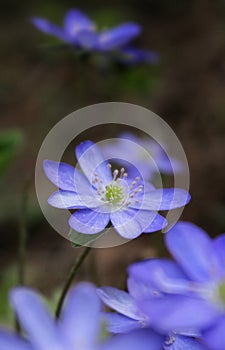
[0, 0, 225, 324]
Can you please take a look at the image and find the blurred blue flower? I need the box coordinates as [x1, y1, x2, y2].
[31, 8, 157, 64]
[128, 221, 225, 350]
[97, 285, 206, 350]
[44, 140, 190, 239]
[101, 133, 184, 181]
[0, 283, 167, 350]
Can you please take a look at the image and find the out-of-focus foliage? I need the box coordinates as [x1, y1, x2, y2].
[0, 130, 23, 179]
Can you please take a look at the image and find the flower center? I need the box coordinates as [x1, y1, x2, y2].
[218, 282, 225, 305]
[105, 181, 124, 204]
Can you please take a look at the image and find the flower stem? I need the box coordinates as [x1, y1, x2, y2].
[55, 246, 91, 318]
[16, 178, 30, 332]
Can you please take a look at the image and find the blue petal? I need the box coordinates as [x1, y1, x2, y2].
[43, 160, 92, 193]
[166, 222, 221, 282]
[75, 30, 99, 49]
[63, 9, 95, 38]
[98, 23, 141, 51]
[213, 234, 225, 277]
[120, 48, 159, 64]
[164, 334, 207, 350]
[59, 283, 101, 348]
[102, 312, 143, 333]
[97, 287, 145, 321]
[129, 189, 191, 211]
[0, 330, 31, 350]
[203, 317, 225, 350]
[102, 330, 163, 350]
[138, 295, 220, 333]
[127, 277, 159, 300]
[10, 287, 64, 350]
[110, 208, 159, 239]
[48, 190, 99, 209]
[31, 17, 68, 42]
[128, 259, 188, 295]
[76, 141, 112, 185]
[143, 213, 168, 233]
[69, 209, 110, 234]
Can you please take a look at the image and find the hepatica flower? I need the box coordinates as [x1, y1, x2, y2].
[128, 222, 225, 350]
[44, 141, 190, 239]
[31, 8, 157, 64]
[0, 283, 158, 350]
[97, 283, 206, 350]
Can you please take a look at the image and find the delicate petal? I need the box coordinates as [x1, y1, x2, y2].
[143, 213, 168, 233]
[138, 295, 220, 333]
[164, 334, 207, 350]
[43, 160, 92, 193]
[75, 30, 98, 49]
[59, 283, 101, 348]
[203, 317, 225, 350]
[110, 208, 160, 239]
[128, 259, 190, 295]
[213, 234, 225, 275]
[69, 209, 110, 234]
[127, 277, 158, 300]
[76, 141, 112, 184]
[31, 17, 68, 42]
[102, 312, 142, 333]
[10, 287, 64, 350]
[64, 9, 95, 38]
[129, 188, 191, 211]
[97, 287, 145, 320]
[48, 190, 100, 209]
[120, 48, 159, 64]
[102, 330, 163, 350]
[166, 222, 221, 282]
[0, 330, 31, 350]
[98, 23, 141, 50]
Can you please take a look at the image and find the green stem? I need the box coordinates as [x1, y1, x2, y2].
[55, 246, 91, 319]
[16, 178, 30, 332]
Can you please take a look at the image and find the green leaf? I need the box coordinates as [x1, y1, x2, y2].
[0, 129, 23, 178]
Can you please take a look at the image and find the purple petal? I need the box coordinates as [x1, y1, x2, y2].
[69, 209, 110, 234]
[127, 277, 158, 300]
[31, 17, 68, 42]
[110, 208, 159, 239]
[130, 188, 191, 211]
[59, 283, 101, 348]
[128, 259, 188, 296]
[75, 30, 98, 49]
[0, 330, 31, 350]
[143, 213, 168, 233]
[48, 190, 99, 209]
[43, 160, 92, 193]
[10, 287, 64, 350]
[166, 222, 221, 282]
[213, 234, 225, 276]
[97, 287, 145, 321]
[138, 295, 220, 333]
[164, 334, 207, 350]
[98, 23, 141, 51]
[63, 9, 95, 38]
[102, 330, 163, 350]
[102, 313, 143, 333]
[76, 141, 112, 185]
[120, 48, 159, 64]
[203, 317, 225, 350]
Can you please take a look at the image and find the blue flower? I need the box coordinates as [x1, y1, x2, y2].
[101, 133, 184, 181]
[128, 221, 225, 350]
[31, 8, 157, 63]
[0, 283, 165, 350]
[97, 285, 206, 350]
[44, 140, 190, 239]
